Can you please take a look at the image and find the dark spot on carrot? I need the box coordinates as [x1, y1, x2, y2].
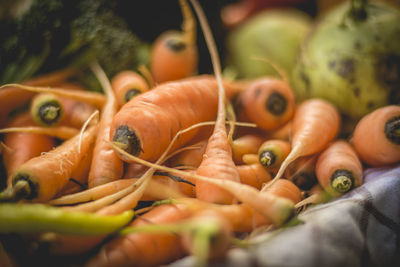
[11, 173, 38, 200]
[266, 92, 287, 115]
[330, 169, 353, 193]
[259, 150, 276, 168]
[125, 89, 142, 102]
[292, 172, 317, 191]
[254, 87, 262, 98]
[384, 115, 400, 145]
[352, 87, 360, 97]
[38, 101, 62, 125]
[166, 38, 187, 52]
[113, 125, 142, 156]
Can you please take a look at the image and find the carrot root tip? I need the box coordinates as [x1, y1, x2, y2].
[112, 125, 141, 156]
[259, 150, 275, 168]
[385, 116, 400, 144]
[330, 170, 353, 194]
[266, 92, 287, 115]
[125, 89, 141, 103]
[0, 179, 32, 202]
[38, 103, 62, 125]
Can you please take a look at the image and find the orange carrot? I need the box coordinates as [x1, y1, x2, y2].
[2, 113, 55, 185]
[110, 75, 238, 161]
[87, 62, 124, 188]
[0, 126, 79, 140]
[0, 68, 75, 127]
[0, 125, 98, 203]
[231, 134, 265, 164]
[169, 139, 208, 168]
[85, 203, 192, 267]
[316, 140, 363, 197]
[267, 120, 292, 140]
[111, 70, 149, 107]
[236, 163, 272, 189]
[266, 98, 341, 188]
[258, 139, 291, 170]
[150, 0, 198, 83]
[30, 93, 64, 126]
[236, 78, 295, 131]
[352, 105, 400, 167]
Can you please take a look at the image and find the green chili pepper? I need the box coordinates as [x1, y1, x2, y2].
[0, 203, 134, 235]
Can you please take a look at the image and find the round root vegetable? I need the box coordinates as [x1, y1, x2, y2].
[111, 70, 149, 107]
[291, 0, 400, 132]
[352, 105, 400, 166]
[316, 140, 363, 197]
[231, 134, 265, 164]
[30, 93, 64, 126]
[236, 78, 296, 131]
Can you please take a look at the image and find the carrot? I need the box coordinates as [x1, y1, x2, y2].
[2, 113, 56, 186]
[258, 139, 291, 170]
[55, 83, 97, 129]
[0, 83, 106, 109]
[284, 155, 317, 190]
[236, 78, 296, 131]
[267, 119, 293, 140]
[87, 62, 124, 188]
[169, 139, 208, 168]
[123, 162, 148, 179]
[0, 125, 98, 203]
[231, 134, 266, 164]
[236, 163, 272, 189]
[85, 203, 192, 267]
[0, 68, 75, 127]
[30, 93, 64, 126]
[315, 140, 363, 197]
[352, 105, 400, 167]
[0, 126, 79, 140]
[110, 75, 238, 161]
[150, 0, 198, 83]
[295, 183, 333, 209]
[265, 98, 341, 188]
[111, 70, 149, 107]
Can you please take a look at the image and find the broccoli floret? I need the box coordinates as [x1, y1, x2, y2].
[0, 0, 149, 88]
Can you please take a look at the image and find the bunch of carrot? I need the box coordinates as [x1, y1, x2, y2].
[0, 0, 399, 266]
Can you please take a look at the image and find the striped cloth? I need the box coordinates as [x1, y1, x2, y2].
[168, 164, 400, 267]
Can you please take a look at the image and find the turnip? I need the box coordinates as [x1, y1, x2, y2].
[291, 0, 400, 133]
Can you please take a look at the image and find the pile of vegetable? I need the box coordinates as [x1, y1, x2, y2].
[0, 0, 399, 266]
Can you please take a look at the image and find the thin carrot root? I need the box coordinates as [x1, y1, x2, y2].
[0, 84, 106, 109]
[0, 126, 79, 140]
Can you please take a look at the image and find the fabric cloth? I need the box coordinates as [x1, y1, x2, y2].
[168, 164, 400, 267]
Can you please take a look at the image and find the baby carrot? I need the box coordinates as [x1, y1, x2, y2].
[30, 93, 64, 126]
[231, 134, 265, 164]
[352, 105, 400, 167]
[87, 62, 124, 188]
[266, 98, 341, 188]
[316, 140, 363, 197]
[151, 0, 198, 83]
[236, 78, 296, 131]
[236, 163, 272, 189]
[0, 68, 74, 127]
[0, 125, 98, 203]
[111, 70, 149, 107]
[2, 113, 55, 185]
[258, 139, 291, 170]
